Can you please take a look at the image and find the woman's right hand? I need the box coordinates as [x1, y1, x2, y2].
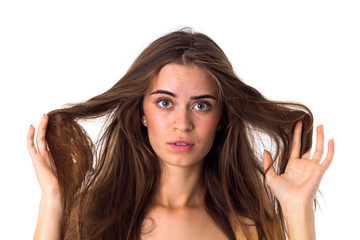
[28, 114, 63, 239]
[27, 114, 59, 195]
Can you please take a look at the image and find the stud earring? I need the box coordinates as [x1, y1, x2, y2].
[143, 118, 147, 126]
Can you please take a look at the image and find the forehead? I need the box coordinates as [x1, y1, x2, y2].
[148, 63, 217, 96]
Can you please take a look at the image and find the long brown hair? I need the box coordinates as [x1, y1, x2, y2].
[45, 28, 313, 239]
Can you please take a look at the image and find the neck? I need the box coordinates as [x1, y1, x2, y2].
[153, 161, 205, 209]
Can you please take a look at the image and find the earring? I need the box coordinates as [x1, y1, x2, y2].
[143, 118, 147, 126]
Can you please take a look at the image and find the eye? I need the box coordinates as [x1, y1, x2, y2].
[157, 99, 173, 109]
[194, 102, 210, 111]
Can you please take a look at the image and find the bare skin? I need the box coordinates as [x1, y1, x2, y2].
[27, 115, 62, 240]
[28, 64, 334, 239]
[264, 122, 335, 240]
[140, 64, 258, 239]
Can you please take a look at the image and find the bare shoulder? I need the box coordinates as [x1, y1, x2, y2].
[231, 215, 258, 240]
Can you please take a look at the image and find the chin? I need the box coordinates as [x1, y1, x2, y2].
[159, 156, 204, 168]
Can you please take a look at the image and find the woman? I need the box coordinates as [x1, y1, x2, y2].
[27, 28, 334, 239]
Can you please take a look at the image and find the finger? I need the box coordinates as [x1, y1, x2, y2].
[302, 148, 312, 159]
[27, 124, 38, 158]
[312, 125, 324, 163]
[321, 139, 335, 170]
[36, 114, 49, 154]
[290, 121, 302, 159]
[263, 150, 277, 182]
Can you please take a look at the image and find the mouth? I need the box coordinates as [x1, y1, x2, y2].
[168, 139, 194, 145]
[168, 139, 194, 151]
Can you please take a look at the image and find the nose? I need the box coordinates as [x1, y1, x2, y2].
[172, 107, 194, 132]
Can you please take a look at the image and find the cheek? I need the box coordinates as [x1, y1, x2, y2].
[199, 113, 220, 133]
[144, 109, 169, 140]
[202, 122, 218, 142]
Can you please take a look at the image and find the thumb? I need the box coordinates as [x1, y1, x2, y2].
[263, 150, 277, 182]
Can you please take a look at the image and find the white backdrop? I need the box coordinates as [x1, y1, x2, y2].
[1, 1, 359, 239]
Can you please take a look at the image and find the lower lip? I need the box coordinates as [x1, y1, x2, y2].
[169, 143, 193, 151]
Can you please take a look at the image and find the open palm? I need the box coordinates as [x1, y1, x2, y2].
[264, 121, 335, 208]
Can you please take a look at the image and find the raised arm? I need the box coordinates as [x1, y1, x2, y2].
[27, 114, 62, 240]
[263, 121, 335, 240]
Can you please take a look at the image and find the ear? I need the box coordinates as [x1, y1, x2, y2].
[217, 113, 226, 132]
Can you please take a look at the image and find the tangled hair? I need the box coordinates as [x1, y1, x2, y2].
[45, 28, 313, 239]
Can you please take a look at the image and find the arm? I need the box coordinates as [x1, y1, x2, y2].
[263, 121, 335, 240]
[34, 191, 63, 240]
[281, 202, 315, 240]
[27, 114, 63, 240]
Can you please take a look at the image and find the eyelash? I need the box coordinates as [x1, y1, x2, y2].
[193, 102, 210, 111]
[156, 99, 173, 109]
[155, 98, 211, 111]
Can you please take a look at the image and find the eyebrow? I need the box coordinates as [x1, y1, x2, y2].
[150, 89, 216, 100]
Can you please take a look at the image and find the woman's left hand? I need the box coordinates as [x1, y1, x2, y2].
[263, 121, 335, 210]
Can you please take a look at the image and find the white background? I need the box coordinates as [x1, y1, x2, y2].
[1, 1, 359, 239]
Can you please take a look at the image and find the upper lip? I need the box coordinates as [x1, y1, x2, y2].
[168, 139, 194, 145]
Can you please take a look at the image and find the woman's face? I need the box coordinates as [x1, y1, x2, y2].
[143, 63, 222, 168]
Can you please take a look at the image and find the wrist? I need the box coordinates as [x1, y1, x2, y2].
[41, 189, 60, 199]
[281, 201, 314, 219]
[35, 190, 63, 239]
[40, 190, 62, 214]
[282, 203, 316, 240]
